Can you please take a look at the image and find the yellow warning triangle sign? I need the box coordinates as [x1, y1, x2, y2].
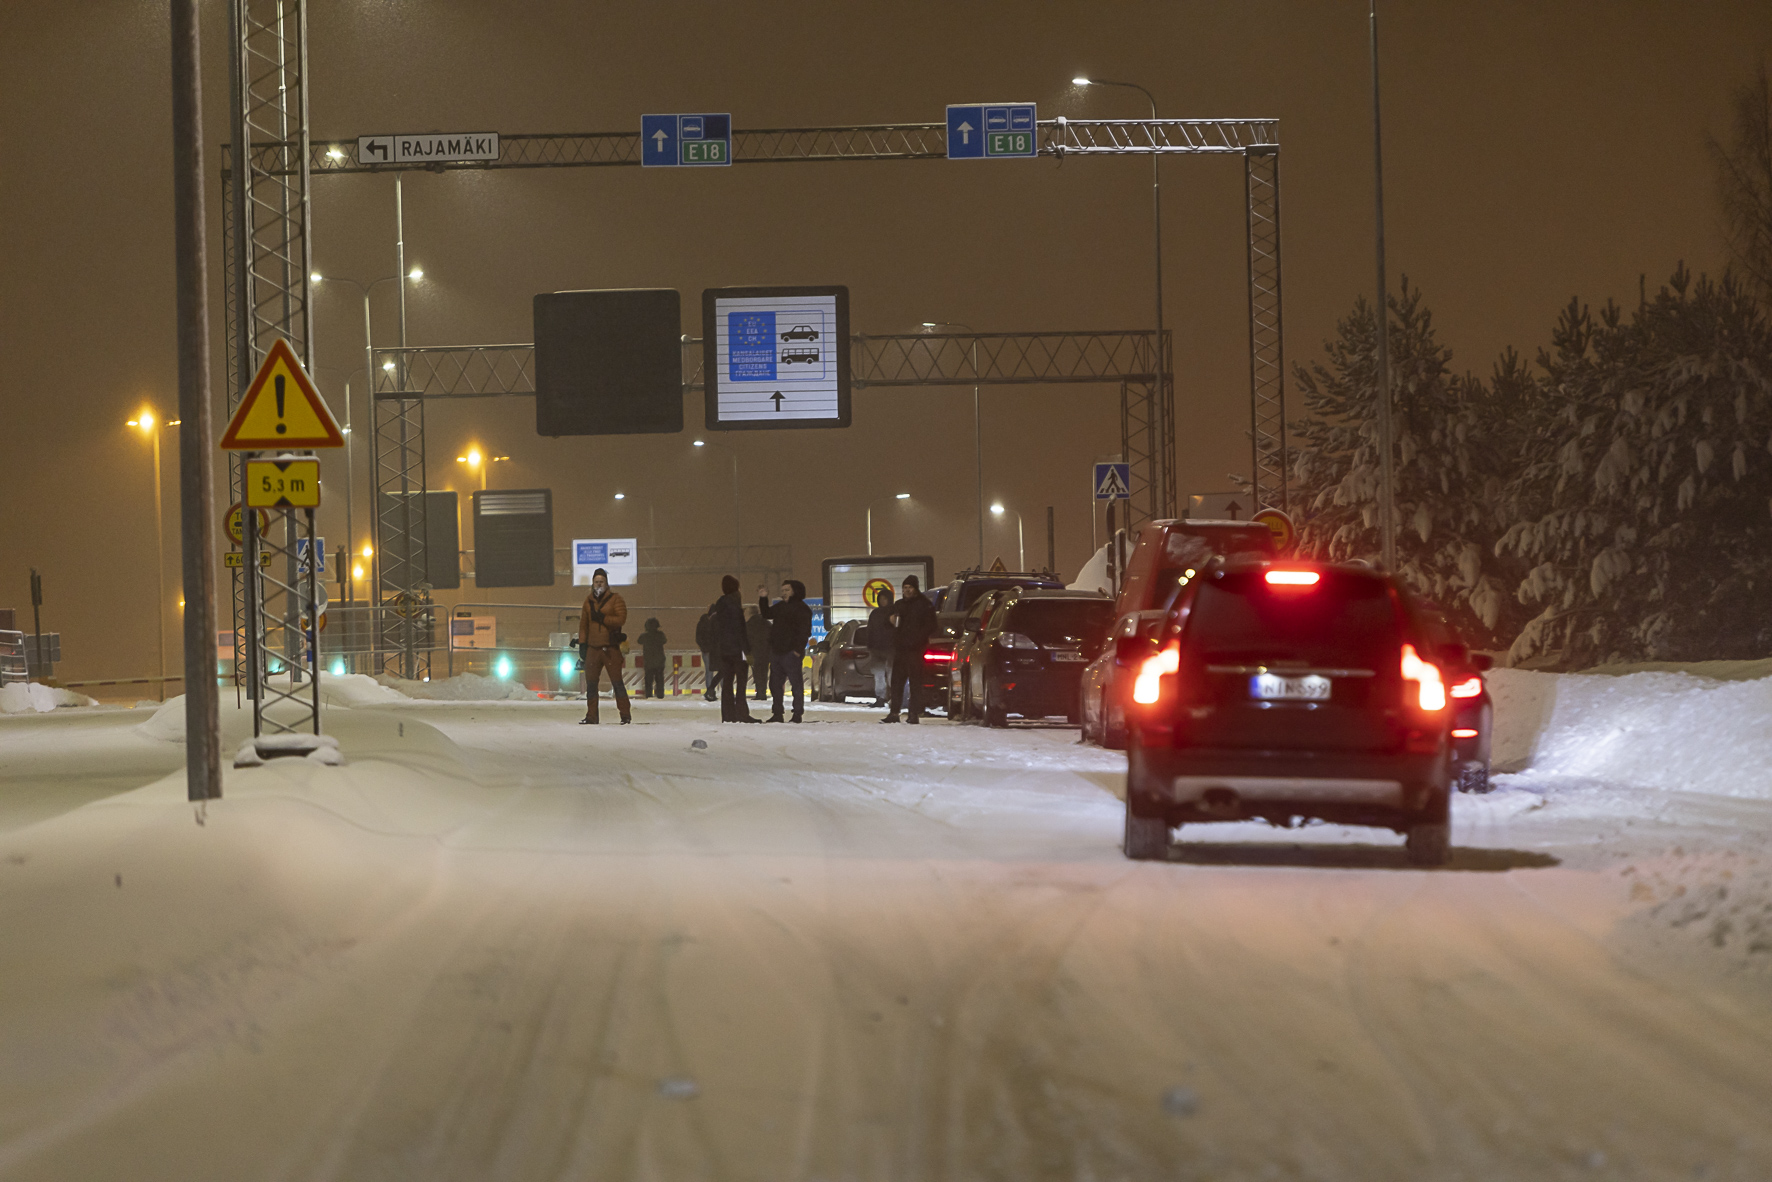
[989, 557, 1007, 573]
[219, 338, 344, 449]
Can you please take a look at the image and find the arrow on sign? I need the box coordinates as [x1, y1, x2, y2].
[652, 129, 669, 153]
[366, 140, 387, 160]
[956, 120, 973, 145]
[770, 391, 785, 412]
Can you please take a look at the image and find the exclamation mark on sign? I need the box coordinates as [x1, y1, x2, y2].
[274, 375, 287, 434]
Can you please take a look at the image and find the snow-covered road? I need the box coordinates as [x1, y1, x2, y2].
[2, 695, 1770, 1180]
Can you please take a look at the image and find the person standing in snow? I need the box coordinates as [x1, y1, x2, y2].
[745, 603, 772, 701]
[637, 617, 668, 699]
[577, 568, 631, 725]
[866, 586, 898, 709]
[758, 580, 813, 722]
[708, 575, 757, 722]
[883, 574, 938, 724]
[695, 609, 720, 702]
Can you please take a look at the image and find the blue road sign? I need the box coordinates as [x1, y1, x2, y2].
[947, 103, 1037, 160]
[641, 113, 732, 167]
[1094, 463, 1131, 501]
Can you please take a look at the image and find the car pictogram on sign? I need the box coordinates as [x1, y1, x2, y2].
[780, 325, 819, 341]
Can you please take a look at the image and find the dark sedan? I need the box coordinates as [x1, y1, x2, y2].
[962, 589, 1113, 727]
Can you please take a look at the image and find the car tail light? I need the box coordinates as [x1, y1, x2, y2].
[1132, 642, 1179, 704]
[1452, 728, 1478, 738]
[1450, 676, 1483, 699]
[839, 647, 867, 659]
[1400, 643, 1446, 711]
[923, 650, 952, 663]
[1001, 632, 1039, 649]
[1264, 569, 1320, 586]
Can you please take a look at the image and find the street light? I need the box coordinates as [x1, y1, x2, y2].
[990, 502, 1026, 572]
[1072, 75, 1167, 518]
[312, 266, 426, 566]
[865, 492, 912, 555]
[128, 408, 180, 700]
[922, 320, 985, 567]
[693, 439, 742, 574]
[454, 447, 508, 492]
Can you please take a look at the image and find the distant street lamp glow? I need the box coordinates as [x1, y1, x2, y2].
[693, 440, 705, 447]
[1072, 76, 1092, 86]
[408, 268, 423, 280]
[137, 410, 155, 432]
[382, 360, 395, 371]
[991, 503, 1005, 515]
[614, 492, 626, 500]
[311, 271, 323, 283]
[360, 542, 373, 558]
[895, 492, 910, 499]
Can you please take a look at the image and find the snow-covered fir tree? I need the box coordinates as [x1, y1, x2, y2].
[1287, 279, 1516, 645]
[1497, 266, 1772, 665]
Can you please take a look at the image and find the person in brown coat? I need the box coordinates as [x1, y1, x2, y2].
[577, 567, 631, 724]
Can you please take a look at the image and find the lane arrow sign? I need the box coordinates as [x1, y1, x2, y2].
[652, 129, 669, 154]
[770, 391, 785, 412]
[957, 120, 973, 144]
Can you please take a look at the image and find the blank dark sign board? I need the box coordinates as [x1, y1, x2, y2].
[473, 489, 554, 588]
[534, 289, 683, 436]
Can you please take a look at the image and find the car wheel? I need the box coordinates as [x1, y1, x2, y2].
[1123, 798, 1169, 860]
[1405, 821, 1451, 867]
[983, 679, 1008, 728]
[1456, 762, 1491, 794]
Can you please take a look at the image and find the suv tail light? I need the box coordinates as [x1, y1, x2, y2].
[922, 650, 952, 663]
[1400, 643, 1447, 711]
[1132, 642, 1179, 704]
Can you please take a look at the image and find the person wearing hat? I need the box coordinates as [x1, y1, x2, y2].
[883, 573, 938, 724]
[577, 567, 631, 724]
[708, 574, 757, 722]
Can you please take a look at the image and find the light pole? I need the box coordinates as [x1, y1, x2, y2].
[865, 492, 912, 555]
[128, 408, 179, 698]
[922, 320, 984, 566]
[1367, 2, 1398, 571]
[1073, 76, 1167, 518]
[693, 439, 741, 574]
[455, 447, 509, 492]
[311, 266, 424, 565]
[990, 502, 1025, 572]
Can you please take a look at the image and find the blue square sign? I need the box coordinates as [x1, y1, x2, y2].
[1094, 462, 1131, 501]
[948, 103, 1037, 159]
[642, 113, 732, 167]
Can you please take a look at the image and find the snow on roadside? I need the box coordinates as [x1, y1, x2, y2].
[1490, 665, 1772, 799]
[374, 672, 539, 702]
[0, 682, 97, 715]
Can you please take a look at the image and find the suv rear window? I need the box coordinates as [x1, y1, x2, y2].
[1006, 599, 1114, 645]
[1186, 571, 1401, 668]
[956, 578, 1062, 611]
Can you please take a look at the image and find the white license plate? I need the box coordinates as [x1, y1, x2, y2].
[1051, 651, 1086, 662]
[1250, 673, 1331, 701]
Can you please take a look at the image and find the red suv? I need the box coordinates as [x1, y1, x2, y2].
[1080, 519, 1275, 747]
[1120, 556, 1456, 866]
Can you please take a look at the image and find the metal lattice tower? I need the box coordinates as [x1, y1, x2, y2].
[1244, 146, 1287, 512]
[221, 0, 319, 734]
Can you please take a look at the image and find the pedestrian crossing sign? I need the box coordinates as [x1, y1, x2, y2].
[1093, 462, 1131, 501]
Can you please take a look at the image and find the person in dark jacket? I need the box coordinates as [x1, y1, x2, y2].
[708, 575, 757, 722]
[637, 617, 668, 698]
[758, 579, 814, 722]
[866, 587, 897, 709]
[694, 610, 720, 702]
[745, 605, 771, 701]
[883, 574, 939, 723]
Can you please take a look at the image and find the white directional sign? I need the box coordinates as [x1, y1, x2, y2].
[572, 538, 638, 586]
[702, 286, 851, 431]
[357, 132, 500, 166]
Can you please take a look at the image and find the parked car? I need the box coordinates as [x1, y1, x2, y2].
[1418, 605, 1495, 794]
[956, 588, 1114, 727]
[947, 590, 1010, 718]
[926, 570, 1064, 716]
[812, 620, 877, 702]
[1119, 556, 1457, 866]
[1081, 519, 1275, 749]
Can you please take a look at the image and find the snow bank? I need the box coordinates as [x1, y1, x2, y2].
[136, 695, 187, 741]
[0, 682, 97, 715]
[1068, 543, 1111, 595]
[319, 672, 408, 706]
[1490, 666, 1772, 798]
[374, 672, 539, 702]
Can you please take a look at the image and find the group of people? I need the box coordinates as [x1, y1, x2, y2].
[573, 567, 938, 725]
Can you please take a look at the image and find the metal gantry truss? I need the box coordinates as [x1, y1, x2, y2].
[220, 0, 320, 736]
[236, 112, 1284, 678]
[241, 507, 322, 733]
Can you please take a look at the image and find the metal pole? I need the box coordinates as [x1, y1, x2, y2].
[362, 286, 376, 607]
[866, 506, 872, 555]
[29, 569, 42, 680]
[1046, 506, 1055, 573]
[394, 175, 415, 678]
[1370, 0, 1397, 571]
[1017, 513, 1025, 573]
[733, 452, 741, 576]
[342, 377, 353, 578]
[974, 340, 983, 567]
[152, 429, 166, 699]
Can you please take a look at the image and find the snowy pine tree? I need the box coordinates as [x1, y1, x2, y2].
[1288, 279, 1516, 645]
[1497, 266, 1772, 665]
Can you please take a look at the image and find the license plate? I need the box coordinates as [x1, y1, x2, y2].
[1052, 651, 1085, 662]
[1250, 672, 1331, 701]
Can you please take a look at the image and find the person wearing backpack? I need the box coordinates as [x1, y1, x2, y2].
[577, 568, 631, 724]
[636, 617, 668, 698]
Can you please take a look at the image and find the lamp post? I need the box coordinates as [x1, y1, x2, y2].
[1073, 76, 1167, 517]
[1368, 2, 1398, 571]
[311, 266, 424, 565]
[866, 492, 912, 555]
[921, 320, 984, 566]
[128, 408, 179, 699]
[990, 502, 1025, 572]
[455, 447, 509, 492]
[693, 438, 741, 574]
